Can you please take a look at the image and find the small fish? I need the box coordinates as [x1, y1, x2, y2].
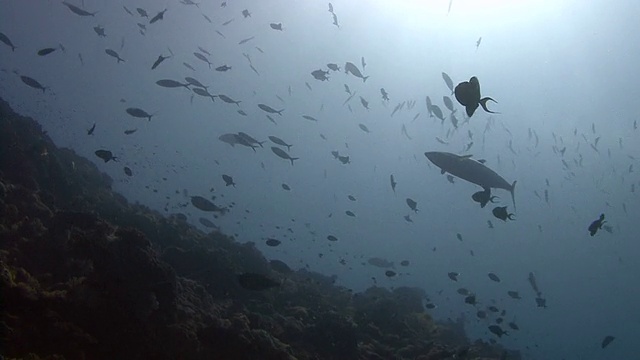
[492, 206, 515, 222]
[271, 147, 299, 165]
[185, 77, 207, 88]
[431, 105, 445, 122]
[488, 273, 501, 282]
[123, 6, 133, 15]
[20, 75, 48, 93]
[93, 25, 106, 37]
[216, 65, 232, 72]
[0, 32, 17, 51]
[344, 84, 352, 95]
[126, 107, 153, 121]
[270, 23, 283, 31]
[380, 88, 389, 101]
[217, 94, 241, 106]
[62, 2, 97, 17]
[37, 47, 57, 56]
[241, 9, 251, 18]
[390, 174, 397, 193]
[123, 167, 133, 176]
[105, 49, 125, 63]
[361, 56, 366, 71]
[358, 124, 370, 133]
[87, 123, 96, 135]
[487, 220, 494, 228]
[507, 322, 519, 331]
[448, 272, 459, 281]
[344, 62, 369, 82]
[192, 88, 217, 102]
[338, 155, 350, 164]
[265, 238, 281, 247]
[152, 54, 171, 69]
[332, 12, 339, 27]
[136, 7, 148, 17]
[385, 270, 396, 278]
[347, 195, 356, 201]
[222, 174, 235, 187]
[601, 335, 615, 349]
[456, 233, 463, 241]
[507, 291, 521, 299]
[238, 36, 255, 45]
[406, 198, 418, 212]
[442, 72, 454, 94]
[588, 213, 606, 236]
[149, 9, 168, 24]
[359, 96, 369, 110]
[124, 129, 137, 135]
[302, 115, 318, 122]
[95, 150, 117, 163]
[488, 325, 508, 338]
[403, 215, 413, 223]
[327, 63, 340, 71]
[476, 37, 482, 50]
[193, 52, 211, 68]
[156, 79, 190, 88]
[472, 188, 499, 208]
[477, 310, 487, 319]
[311, 69, 330, 81]
[258, 104, 284, 115]
[183, 62, 196, 71]
[237, 273, 280, 291]
[464, 294, 476, 305]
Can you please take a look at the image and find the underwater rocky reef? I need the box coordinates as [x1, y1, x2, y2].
[0, 97, 518, 359]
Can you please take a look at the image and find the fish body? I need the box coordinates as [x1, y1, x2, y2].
[152, 54, 170, 69]
[222, 175, 235, 187]
[442, 72, 454, 94]
[380, 88, 389, 101]
[488, 325, 508, 338]
[185, 77, 207, 88]
[327, 63, 340, 71]
[105, 49, 124, 62]
[87, 123, 96, 135]
[270, 23, 283, 30]
[37, 47, 57, 56]
[20, 75, 48, 93]
[150, 9, 167, 24]
[454, 76, 497, 117]
[425, 151, 516, 209]
[242, 9, 251, 18]
[0, 32, 17, 51]
[271, 147, 298, 165]
[217, 94, 241, 106]
[588, 213, 606, 236]
[192, 88, 216, 102]
[406, 198, 418, 212]
[193, 52, 211, 68]
[93, 26, 106, 37]
[95, 150, 117, 162]
[238, 36, 254, 44]
[311, 69, 329, 81]
[258, 104, 283, 115]
[63, 2, 97, 16]
[156, 79, 190, 88]
[472, 188, 499, 208]
[492, 206, 515, 221]
[216, 65, 232, 71]
[126, 107, 153, 121]
[390, 174, 397, 193]
[344, 62, 369, 82]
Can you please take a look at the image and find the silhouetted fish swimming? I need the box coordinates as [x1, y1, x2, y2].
[425, 151, 516, 210]
[454, 76, 497, 117]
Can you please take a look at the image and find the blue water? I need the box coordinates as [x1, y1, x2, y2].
[1, 1, 639, 358]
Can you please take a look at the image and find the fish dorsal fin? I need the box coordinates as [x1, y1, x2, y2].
[459, 154, 473, 160]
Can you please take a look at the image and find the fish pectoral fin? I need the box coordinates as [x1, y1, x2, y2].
[441, 169, 446, 174]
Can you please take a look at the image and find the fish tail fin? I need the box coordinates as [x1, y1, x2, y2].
[363, 76, 369, 83]
[510, 180, 517, 211]
[480, 97, 499, 113]
[290, 157, 299, 166]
